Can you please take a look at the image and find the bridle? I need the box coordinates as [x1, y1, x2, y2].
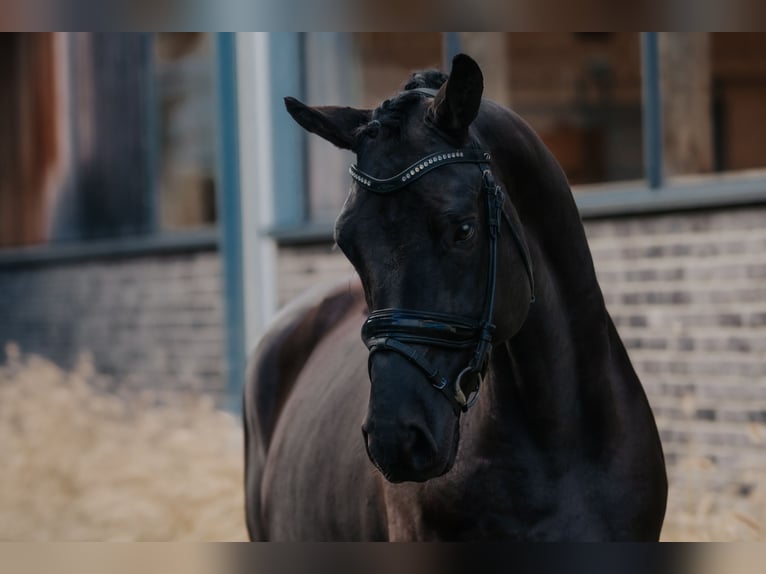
[352, 94, 535, 415]
[353, 149, 535, 413]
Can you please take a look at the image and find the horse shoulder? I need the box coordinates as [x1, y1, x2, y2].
[243, 279, 364, 540]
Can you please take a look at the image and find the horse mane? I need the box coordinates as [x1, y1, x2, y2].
[402, 69, 448, 90]
[471, 101, 612, 358]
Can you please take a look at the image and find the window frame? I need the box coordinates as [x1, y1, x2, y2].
[267, 32, 766, 244]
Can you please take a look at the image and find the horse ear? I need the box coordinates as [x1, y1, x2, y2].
[429, 54, 484, 140]
[284, 97, 372, 151]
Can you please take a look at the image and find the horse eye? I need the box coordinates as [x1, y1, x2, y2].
[454, 223, 475, 243]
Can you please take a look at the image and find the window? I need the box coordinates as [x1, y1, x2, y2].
[460, 33, 645, 186]
[295, 32, 646, 229]
[0, 33, 218, 250]
[0, 33, 59, 248]
[504, 33, 644, 185]
[273, 32, 766, 235]
[712, 33, 766, 173]
[155, 33, 218, 229]
[661, 33, 766, 179]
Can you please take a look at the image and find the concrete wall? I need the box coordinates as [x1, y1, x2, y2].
[0, 249, 225, 397]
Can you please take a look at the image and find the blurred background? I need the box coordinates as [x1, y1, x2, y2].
[0, 32, 765, 540]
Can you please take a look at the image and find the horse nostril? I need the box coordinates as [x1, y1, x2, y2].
[404, 425, 438, 470]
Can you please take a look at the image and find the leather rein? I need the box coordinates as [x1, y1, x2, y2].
[352, 97, 535, 414]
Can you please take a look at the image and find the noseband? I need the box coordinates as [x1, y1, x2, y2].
[353, 128, 535, 414]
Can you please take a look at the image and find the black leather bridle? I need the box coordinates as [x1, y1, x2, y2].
[352, 104, 535, 414]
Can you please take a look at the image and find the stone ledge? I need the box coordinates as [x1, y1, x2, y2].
[0, 228, 219, 269]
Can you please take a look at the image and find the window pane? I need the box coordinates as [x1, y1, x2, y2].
[154, 33, 217, 229]
[1, 33, 159, 246]
[503, 33, 644, 186]
[662, 33, 766, 178]
[0, 33, 217, 249]
[712, 33, 766, 173]
[301, 32, 644, 225]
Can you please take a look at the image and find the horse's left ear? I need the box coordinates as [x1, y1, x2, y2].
[429, 54, 484, 141]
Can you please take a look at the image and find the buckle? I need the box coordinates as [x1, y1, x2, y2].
[485, 178, 504, 238]
[454, 366, 483, 412]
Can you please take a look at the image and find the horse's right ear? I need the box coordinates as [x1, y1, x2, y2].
[284, 97, 372, 151]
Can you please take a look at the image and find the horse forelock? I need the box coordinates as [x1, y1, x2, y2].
[355, 70, 446, 146]
[403, 69, 448, 91]
[367, 92, 422, 135]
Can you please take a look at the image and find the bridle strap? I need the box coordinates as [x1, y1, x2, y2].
[502, 204, 536, 304]
[367, 337, 458, 414]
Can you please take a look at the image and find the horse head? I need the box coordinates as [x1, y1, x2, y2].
[285, 54, 534, 483]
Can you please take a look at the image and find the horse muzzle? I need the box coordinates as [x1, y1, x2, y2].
[361, 419, 452, 483]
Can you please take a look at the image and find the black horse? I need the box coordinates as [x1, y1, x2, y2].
[244, 54, 667, 540]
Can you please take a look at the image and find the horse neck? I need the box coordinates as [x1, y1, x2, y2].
[475, 109, 623, 448]
[492, 239, 616, 434]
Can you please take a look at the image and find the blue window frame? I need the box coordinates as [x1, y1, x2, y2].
[268, 32, 766, 241]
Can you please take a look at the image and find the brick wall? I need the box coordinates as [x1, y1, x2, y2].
[273, 205, 766, 500]
[0, 250, 226, 397]
[1, 204, 764, 499]
[585, 206, 766, 502]
[276, 244, 357, 307]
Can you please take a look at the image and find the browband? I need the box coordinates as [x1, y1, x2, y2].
[350, 149, 488, 195]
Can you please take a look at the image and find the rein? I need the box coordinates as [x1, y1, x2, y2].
[353, 100, 535, 414]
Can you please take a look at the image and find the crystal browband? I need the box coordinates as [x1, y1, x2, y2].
[349, 149, 489, 195]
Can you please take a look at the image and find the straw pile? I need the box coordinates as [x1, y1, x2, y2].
[0, 344, 247, 541]
[661, 456, 765, 541]
[0, 343, 763, 541]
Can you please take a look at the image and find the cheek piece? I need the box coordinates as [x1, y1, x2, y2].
[354, 143, 535, 415]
